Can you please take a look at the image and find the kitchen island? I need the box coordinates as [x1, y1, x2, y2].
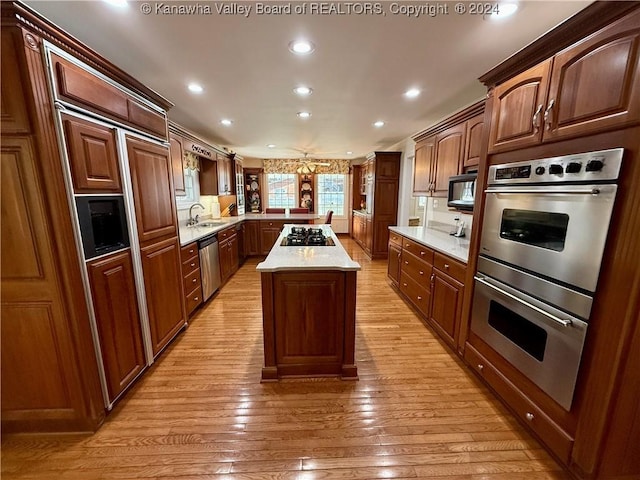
[257, 225, 361, 380]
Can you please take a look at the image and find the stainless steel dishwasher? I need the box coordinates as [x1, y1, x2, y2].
[198, 233, 221, 302]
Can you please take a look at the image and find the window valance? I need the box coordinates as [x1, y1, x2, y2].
[263, 159, 350, 174]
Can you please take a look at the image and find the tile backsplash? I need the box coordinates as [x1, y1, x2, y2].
[425, 197, 474, 236]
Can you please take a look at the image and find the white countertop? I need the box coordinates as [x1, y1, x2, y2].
[256, 225, 361, 272]
[178, 213, 321, 246]
[389, 226, 470, 263]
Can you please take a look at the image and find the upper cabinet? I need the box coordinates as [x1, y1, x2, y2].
[413, 101, 484, 197]
[169, 132, 185, 196]
[217, 154, 234, 195]
[488, 9, 640, 153]
[62, 114, 121, 193]
[50, 53, 168, 141]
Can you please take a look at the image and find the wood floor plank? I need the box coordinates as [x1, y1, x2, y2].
[1, 238, 568, 479]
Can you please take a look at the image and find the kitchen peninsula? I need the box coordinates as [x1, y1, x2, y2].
[257, 225, 361, 380]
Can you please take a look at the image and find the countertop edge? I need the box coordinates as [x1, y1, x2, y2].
[389, 226, 470, 264]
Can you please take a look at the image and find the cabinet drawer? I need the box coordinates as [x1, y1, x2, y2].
[464, 344, 573, 464]
[185, 285, 203, 315]
[183, 267, 201, 292]
[182, 255, 199, 275]
[261, 220, 286, 230]
[434, 252, 466, 283]
[218, 226, 237, 241]
[388, 231, 403, 247]
[401, 251, 432, 286]
[180, 243, 198, 263]
[402, 238, 434, 263]
[399, 272, 431, 318]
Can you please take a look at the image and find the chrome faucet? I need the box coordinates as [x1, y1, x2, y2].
[187, 203, 205, 226]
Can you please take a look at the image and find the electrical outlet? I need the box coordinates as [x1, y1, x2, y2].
[454, 215, 460, 222]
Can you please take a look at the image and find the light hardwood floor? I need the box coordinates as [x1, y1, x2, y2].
[1, 237, 569, 479]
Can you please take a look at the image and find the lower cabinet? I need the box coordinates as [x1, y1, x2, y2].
[141, 236, 186, 356]
[388, 233, 466, 351]
[244, 220, 260, 255]
[87, 250, 145, 403]
[260, 220, 285, 255]
[352, 213, 366, 249]
[219, 226, 239, 284]
[180, 242, 202, 316]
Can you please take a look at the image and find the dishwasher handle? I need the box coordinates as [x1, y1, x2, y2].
[198, 233, 218, 249]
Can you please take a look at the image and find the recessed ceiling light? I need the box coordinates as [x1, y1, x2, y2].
[404, 88, 421, 99]
[373, 121, 385, 128]
[346, 151, 353, 155]
[297, 111, 312, 118]
[289, 40, 315, 55]
[293, 86, 313, 96]
[103, 0, 127, 6]
[220, 119, 233, 126]
[267, 144, 276, 148]
[187, 83, 203, 94]
[491, 3, 518, 18]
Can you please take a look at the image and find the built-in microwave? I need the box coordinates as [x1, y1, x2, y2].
[76, 195, 130, 260]
[447, 173, 477, 211]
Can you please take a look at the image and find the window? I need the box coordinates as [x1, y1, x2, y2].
[175, 168, 199, 210]
[316, 174, 345, 216]
[266, 173, 297, 208]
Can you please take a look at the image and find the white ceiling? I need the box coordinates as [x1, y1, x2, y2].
[25, 1, 591, 160]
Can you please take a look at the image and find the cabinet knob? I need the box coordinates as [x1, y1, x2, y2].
[444, 264, 450, 269]
[190, 262, 196, 267]
[404, 261, 409, 265]
[405, 243, 410, 247]
[525, 412, 535, 421]
[477, 364, 484, 371]
[420, 251, 425, 256]
[194, 297, 199, 301]
[189, 249, 194, 254]
[269, 222, 273, 226]
[417, 296, 422, 301]
[192, 278, 197, 283]
[419, 271, 424, 275]
[403, 283, 408, 287]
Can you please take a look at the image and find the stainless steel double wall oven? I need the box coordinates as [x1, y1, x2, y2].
[471, 148, 623, 410]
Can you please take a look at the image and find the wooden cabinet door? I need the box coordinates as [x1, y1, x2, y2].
[126, 136, 177, 245]
[488, 59, 552, 153]
[463, 114, 484, 169]
[387, 242, 401, 286]
[229, 234, 239, 274]
[376, 154, 400, 179]
[218, 239, 232, 283]
[1, 31, 29, 134]
[544, 9, 640, 141]
[62, 114, 121, 193]
[429, 270, 464, 348]
[365, 217, 373, 253]
[169, 133, 185, 196]
[87, 250, 145, 402]
[260, 227, 281, 255]
[413, 137, 435, 194]
[433, 123, 466, 196]
[199, 158, 219, 195]
[218, 155, 233, 194]
[244, 221, 260, 255]
[140, 237, 185, 356]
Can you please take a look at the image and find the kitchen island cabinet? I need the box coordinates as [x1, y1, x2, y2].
[257, 225, 360, 380]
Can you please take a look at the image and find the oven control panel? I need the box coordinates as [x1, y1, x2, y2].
[489, 148, 623, 185]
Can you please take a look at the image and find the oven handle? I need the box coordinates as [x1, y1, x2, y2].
[474, 275, 572, 327]
[485, 188, 601, 195]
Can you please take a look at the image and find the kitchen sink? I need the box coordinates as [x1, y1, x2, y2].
[197, 221, 226, 227]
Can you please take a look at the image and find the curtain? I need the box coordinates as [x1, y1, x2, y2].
[263, 159, 350, 174]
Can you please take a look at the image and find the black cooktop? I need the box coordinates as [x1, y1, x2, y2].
[281, 227, 335, 246]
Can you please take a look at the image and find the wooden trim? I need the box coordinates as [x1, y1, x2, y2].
[479, 1, 640, 87]
[1, 1, 173, 111]
[260, 272, 277, 381]
[168, 122, 229, 159]
[413, 100, 485, 142]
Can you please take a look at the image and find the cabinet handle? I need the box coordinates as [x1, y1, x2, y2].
[405, 243, 410, 247]
[477, 364, 484, 372]
[420, 251, 425, 256]
[404, 261, 409, 265]
[417, 296, 422, 301]
[194, 297, 199, 301]
[525, 412, 535, 421]
[192, 278, 197, 283]
[430, 274, 435, 282]
[190, 262, 196, 267]
[444, 264, 450, 269]
[419, 271, 424, 275]
[403, 283, 408, 287]
[532, 104, 543, 133]
[544, 99, 555, 131]
[189, 249, 194, 254]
